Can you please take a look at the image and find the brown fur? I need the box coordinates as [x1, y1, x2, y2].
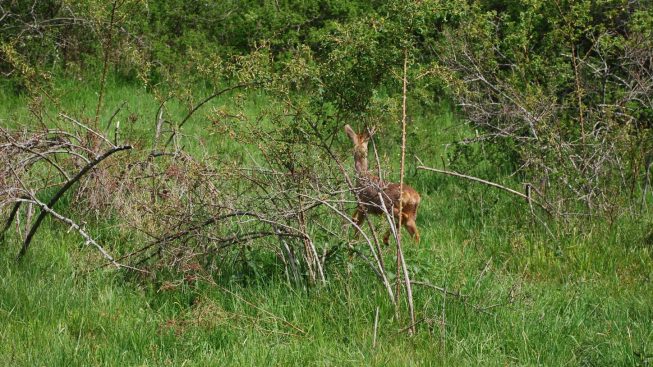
[344, 124, 421, 244]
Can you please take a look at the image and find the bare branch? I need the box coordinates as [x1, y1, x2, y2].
[18, 144, 132, 259]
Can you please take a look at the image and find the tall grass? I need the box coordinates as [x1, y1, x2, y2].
[1, 77, 652, 366]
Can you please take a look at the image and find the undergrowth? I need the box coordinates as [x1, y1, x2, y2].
[1, 77, 652, 366]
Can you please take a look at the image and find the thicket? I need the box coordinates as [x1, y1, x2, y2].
[1, 0, 652, 329]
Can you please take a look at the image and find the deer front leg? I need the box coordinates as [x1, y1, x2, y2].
[404, 219, 420, 243]
[351, 206, 366, 238]
[383, 215, 401, 245]
[383, 229, 391, 245]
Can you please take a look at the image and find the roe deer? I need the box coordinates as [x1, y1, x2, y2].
[344, 124, 420, 244]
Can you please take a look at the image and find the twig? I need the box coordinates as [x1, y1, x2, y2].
[397, 47, 416, 335]
[9, 141, 71, 181]
[409, 280, 494, 316]
[94, 211, 306, 271]
[472, 258, 492, 294]
[60, 113, 115, 148]
[106, 100, 127, 130]
[410, 280, 463, 298]
[441, 284, 447, 352]
[113, 120, 120, 145]
[94, 0, 119, 127]
[301, 194, 395, 304]
[218, 285, 306, 336]
[151, 96, 170, 156]
[164, 84, 250, 147]
[373, 306, 380, 349]
[295, 192, 316, 284]
[396, 317, 429, 335]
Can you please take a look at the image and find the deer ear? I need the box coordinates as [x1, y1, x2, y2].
[344, 125, 357, 143]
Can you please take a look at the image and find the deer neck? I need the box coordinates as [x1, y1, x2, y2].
[353, 149, 370, 178]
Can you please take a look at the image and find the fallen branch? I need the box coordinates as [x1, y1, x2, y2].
[18, 144, 132, 259]
[409, 280, 493, 316]
[15, 198, 146, 274]
[416, 164, 551, 215]
[0, 201, 22, 243]
[410, 280, 464, 298]
[93, 211, 307, 271]
[17, 198, 117, 266]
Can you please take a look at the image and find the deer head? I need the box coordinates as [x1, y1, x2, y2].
[344, 124, 376, 161]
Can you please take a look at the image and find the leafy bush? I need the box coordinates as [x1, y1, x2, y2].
[434, 0, 653, 215]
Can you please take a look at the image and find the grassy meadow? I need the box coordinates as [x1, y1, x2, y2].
[1, 75, 652, 366]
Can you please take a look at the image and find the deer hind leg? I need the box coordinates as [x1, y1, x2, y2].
[385, 212, 420, 245]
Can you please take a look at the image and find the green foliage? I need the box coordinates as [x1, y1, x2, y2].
[431, 0, 653, 214]
[1, 123, 652, 364]
[2, 1, 653, 364]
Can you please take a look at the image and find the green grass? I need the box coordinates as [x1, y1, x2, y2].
[1, 76, 653, 366]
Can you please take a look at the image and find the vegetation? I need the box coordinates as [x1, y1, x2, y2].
[1, 1, 652, 365]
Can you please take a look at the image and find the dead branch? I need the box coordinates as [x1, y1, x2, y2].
[16, 198, 124, 268]
[0, 201, 22, 242]
[416, 164, 551, 215]
[18, 144, 132, 259]
[60, 113, 116, 148]
[301, 193, 396, 303]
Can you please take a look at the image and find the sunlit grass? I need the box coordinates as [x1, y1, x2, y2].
[1, 77, 652, 366]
